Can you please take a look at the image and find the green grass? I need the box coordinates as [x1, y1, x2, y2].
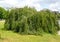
[0, 20, 60, 42]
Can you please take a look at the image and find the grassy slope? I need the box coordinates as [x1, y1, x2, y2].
[0, 20, 60, 42]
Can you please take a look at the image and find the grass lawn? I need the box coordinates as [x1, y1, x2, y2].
[0, 20, 60, 42]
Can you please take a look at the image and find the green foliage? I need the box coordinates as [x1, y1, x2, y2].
[0, 7, 7, 19]
[5, 7, 59, 35]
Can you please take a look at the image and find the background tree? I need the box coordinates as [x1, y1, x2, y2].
[0, 7, 7, 19]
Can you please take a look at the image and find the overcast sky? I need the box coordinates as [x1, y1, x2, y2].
[0, 0, 60, 11]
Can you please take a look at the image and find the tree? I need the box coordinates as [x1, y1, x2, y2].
[5, 7, 59, 35]
[0, 7, 7, 19]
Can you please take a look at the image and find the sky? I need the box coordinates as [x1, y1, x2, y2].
[0, 0, 60, 11]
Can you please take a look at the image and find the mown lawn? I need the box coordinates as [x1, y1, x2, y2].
[0, 20, 60, 42]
